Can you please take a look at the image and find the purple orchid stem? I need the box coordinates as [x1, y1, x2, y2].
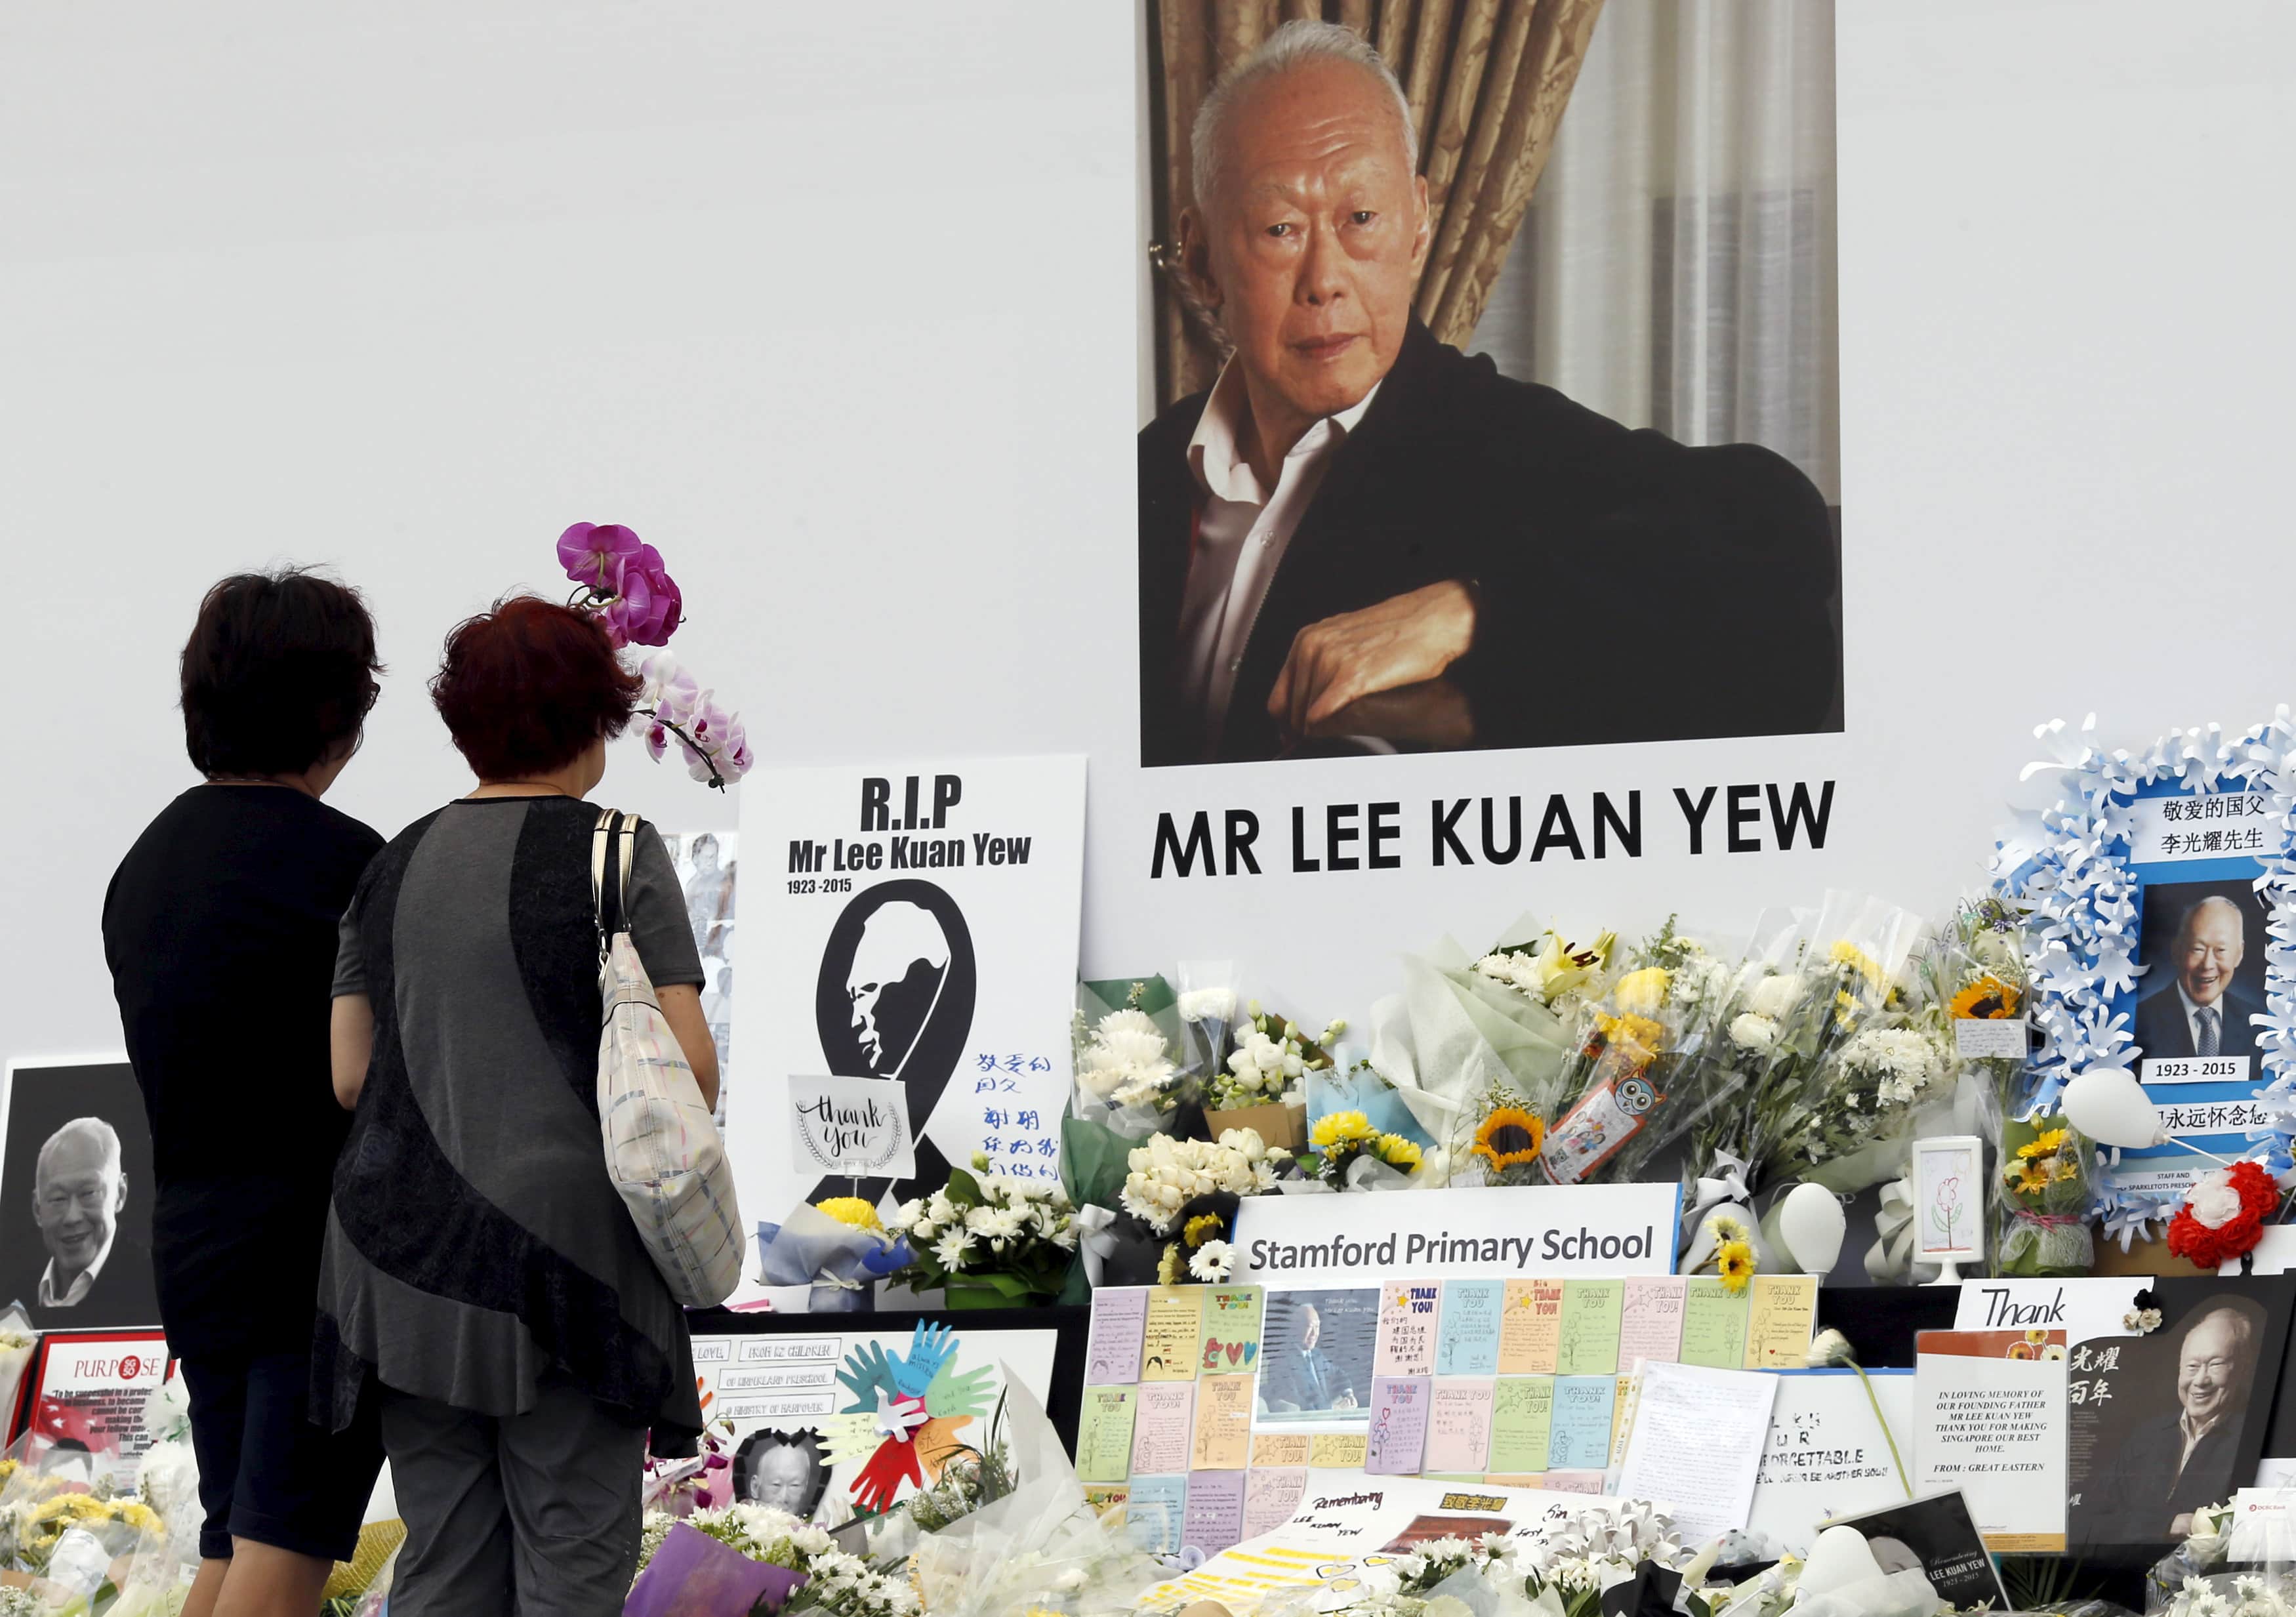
[642, 706, 727, 791]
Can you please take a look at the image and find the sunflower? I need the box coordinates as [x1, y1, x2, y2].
[1471, 1107, 1545, 1170]
[1183, 1213, 1227, 1249]
[814, 1196, 884, 1232]
[1715, 1239, 1756, 1294]
[1949, 975, 2021, 1020]
[1376, 1134, 1422, 1172]
[2017, 1128, 2068, 1160]
[1311, 1109, 1376, 1149]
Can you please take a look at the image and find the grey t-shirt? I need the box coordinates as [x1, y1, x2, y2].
[316, 796, 708, 1449]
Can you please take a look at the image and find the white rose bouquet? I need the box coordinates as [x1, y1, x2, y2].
[1204, 1003, 1343, 1151]
[1119, 1130, 1289, 1235]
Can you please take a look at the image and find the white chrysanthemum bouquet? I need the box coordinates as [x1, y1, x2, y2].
[886, 1154, 1079, 1306]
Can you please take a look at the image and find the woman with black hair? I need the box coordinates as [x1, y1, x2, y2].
[103, 568, 388, 1617]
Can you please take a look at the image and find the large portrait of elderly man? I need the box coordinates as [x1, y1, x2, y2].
[1139, 3, 1843, 766]
[0, 1061, 161, 1330]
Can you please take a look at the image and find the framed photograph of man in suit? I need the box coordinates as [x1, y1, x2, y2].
[2087, 769, 2296, 1203]
[2066, 1279, 2291, 1564]
[1135, 4, 1844, 768]
[2131, 879, 2270, 1077]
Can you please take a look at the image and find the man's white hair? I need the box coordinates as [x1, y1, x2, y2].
[1191, 20, 1417, 213]
[37, 1116, 121, 1181]
[2177, 893, 2247, 951]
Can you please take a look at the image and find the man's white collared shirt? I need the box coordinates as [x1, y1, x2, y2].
[2177, 1406, 2224, 1478]
[1176, 363, 1380, 748]
[37, 1227, 113, 1309]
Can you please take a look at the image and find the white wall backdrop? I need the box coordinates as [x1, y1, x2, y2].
[4, 1, 2293, 1092]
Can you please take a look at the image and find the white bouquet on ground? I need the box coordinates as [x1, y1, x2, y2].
[1256, 1501, 1691, 1617]
[907, 1377, 1162, 1617]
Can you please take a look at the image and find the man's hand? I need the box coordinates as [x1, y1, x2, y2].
[1267, 580, 1476, 735]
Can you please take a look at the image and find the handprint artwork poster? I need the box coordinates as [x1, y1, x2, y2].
[691, 1320, 1063, 1522]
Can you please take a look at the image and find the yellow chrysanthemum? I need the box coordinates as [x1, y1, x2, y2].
[1471, 1107, 1545, 1170]
[2013, 1160, 2052, 1195]
[1829, 941, 1885, 983]
[1157, 1244, 1181, 1286]
[1949, 975, 2021, 1021]
[1716, 1240, 1756, 1294]
[1311, 1109, 1376, 1149]
[2017, 1129, 2068, 1161]
[1612, 967, 1673, 1017]
[1183, 1213, 1225, 1248]
[1376, 1134, 1422, 1171]
[2052, 1155, 2081, 1183]
[814, 1197, 884, 1231]
[1594, 1012, 1666, 1058]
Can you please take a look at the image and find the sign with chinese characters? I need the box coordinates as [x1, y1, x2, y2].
[2125, 790, 2278, 865]
[735, 756, 1086, 1301]
[2110, 777, 2283, 1193]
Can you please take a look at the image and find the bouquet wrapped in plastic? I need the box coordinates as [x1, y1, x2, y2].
[1065, 970, 1233, 1290]
[0, 1311, 30, 1440]
[1103, 1128, 1293, 1284]
[0, 1427, 176, 1617]
[906, 1377, 1162, 1617]
[625, 1500, 918, 1617]
[1532, 918, 1735, 1186]
[756, 1198, 912, 1312]
[1928, 899, 2099, 1277]
[1368, 918, 1611, 1182]
[1203, 1002, 1341, 1152]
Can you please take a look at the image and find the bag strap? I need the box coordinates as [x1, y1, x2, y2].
[590, 808, 642, 953]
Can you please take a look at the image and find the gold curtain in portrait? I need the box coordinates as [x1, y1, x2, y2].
[1149, 0, 1606, 408]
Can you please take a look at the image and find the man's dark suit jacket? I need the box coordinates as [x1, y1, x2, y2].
[1258, 1343, 1351, 1413]
[2133, 983, 2263, 1058]
[2081, 1408, 2242, 1545]
[1138, 319, 1843, 766]
[16, 1234, 159, 1332]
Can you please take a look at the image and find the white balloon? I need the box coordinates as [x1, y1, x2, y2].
[1777, 1180, 1848, 1275]
[2061, 1069, 2163, 1150]
[1799, 1525, 1886, 1595]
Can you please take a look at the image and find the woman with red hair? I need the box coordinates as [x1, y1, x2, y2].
[321, 596, 720, 1616]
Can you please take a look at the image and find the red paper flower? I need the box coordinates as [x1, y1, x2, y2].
[2165, 1160, 2278, 1268]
